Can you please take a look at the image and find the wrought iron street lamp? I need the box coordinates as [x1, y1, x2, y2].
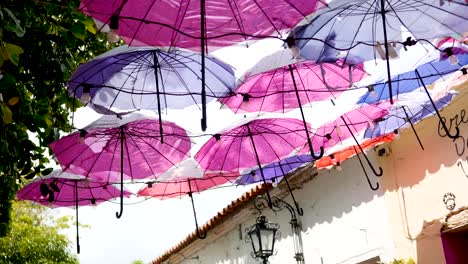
[246, 195, 305, 264]
[246, 215, 280, 264]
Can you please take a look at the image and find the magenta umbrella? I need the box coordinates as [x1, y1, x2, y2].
[78, 0, 326, 131]
[138, 170, 239, 239]
[79, 0, 325, 50]
[194, 117, 311, 212]
[50, 113, 191, 218]
[303, 102, 392, 154]
[17, 170, 132, 253]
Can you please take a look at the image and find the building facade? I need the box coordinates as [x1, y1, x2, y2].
[154, 88, 468, 264]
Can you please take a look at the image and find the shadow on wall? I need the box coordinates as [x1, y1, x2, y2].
[380, 88, 468, 192]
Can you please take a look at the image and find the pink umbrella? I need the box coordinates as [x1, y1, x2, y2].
[138, 171, 239, 238]
[194, 117, 311, 210]
[301, 102, 393, 179]
[220, 61, 366, 160]
[79, 0, 326, 50]
[17, 170, 132, 253]
[50, 113, 191, 218]
[78, 0, 327, 130]
[221, 61, 367, 113]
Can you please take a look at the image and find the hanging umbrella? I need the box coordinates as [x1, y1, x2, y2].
[194, 117, 312, 213]
[138, 169, 239, 239]
[17, 170, 132, 254]
[78, 0, 326, 130]
[220, 61, 366, 160]
[78, 0, 326, 50]
[364, 92, 455, 149]
[289, 0, 468, 103]
[68, 46, 236, 130]
[357, 53, 468, 105]
[314, 134, 394, 170]
[50, 113, 191, 218]
[220, 61, 367, 113]
[235, 154, 313, 215]
[301, 102, 392, 155]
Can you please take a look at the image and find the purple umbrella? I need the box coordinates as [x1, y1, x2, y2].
[290, 0, 468, 104]
[50, 113, 191, 218]
[17, 170, 132, 254]
[364, 92, 455, 150]
[68, 46, 236, 131]
[236, 154, 313, 215]
[195, 117, 312, 212]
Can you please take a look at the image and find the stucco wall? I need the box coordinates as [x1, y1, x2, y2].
[380, 89, 468, 264]
[179, 152, 395, 264]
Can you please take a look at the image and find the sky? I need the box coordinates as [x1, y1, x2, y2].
[51, 31, 446, 264]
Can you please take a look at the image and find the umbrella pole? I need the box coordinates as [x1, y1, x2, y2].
[116, 126, 124, 219]
[277, 163, 304, 215]
[380, 0, 394, 104]
[153, 51, 164, 143]
[340, 116, 383, 177]
[246, 123, 273, 208]
[75, 180, 80, 254]
[187, 179, 207, 239]
[415, 69, 460, 139]
[401, 106, 424, 150]
[353, 146, 379, 190]
[288, 65, 324, 160]
[200, 0, 207, 131]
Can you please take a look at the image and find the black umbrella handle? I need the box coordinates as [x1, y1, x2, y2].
[415, 69, 460, 140]
[287, 65, 324, 160]
[380, 0, 394, 104]
[340, 116, 383, 177]
[277, 163, 304, 216]
[200, 0, 207, 131]
[353, 146, 379, 191]
[246, 123, 273, 209]
[188, 180, 207, 239]
[116, 127, 124, 219]
[401, 105, 424, 150]
[75, 180, 81, 254]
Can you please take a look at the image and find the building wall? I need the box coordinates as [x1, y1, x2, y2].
[177, 152, 396, 264]
[380, 89, 468, 264]
[167, 88, 468, 264]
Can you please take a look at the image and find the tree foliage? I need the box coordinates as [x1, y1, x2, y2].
[0, 1, 115, 235]
[0, 201, 79, 264]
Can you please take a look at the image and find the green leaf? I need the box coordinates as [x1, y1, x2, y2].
[69, 24, 86, 41]
[1, 104, 13, 124]
[41, 168, 53, 176]
[4, 43, 24, 66]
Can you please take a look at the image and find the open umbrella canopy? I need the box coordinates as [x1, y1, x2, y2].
[194, 117, 311, 173]
[78, 0, 326, 50]
[50, 113, 192, 182]
[68, 46, 236, 113]
[357, 53, 468, 104]
[291, 0, 468, 64]
[235, 154, 313, 185]
[300, 102, 392, 155]
[220, 61, 367, 113]
[364, 92, 455, 139]
[17, 170, 131, 207]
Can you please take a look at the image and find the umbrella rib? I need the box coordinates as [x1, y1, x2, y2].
[126, 0, 158, 46]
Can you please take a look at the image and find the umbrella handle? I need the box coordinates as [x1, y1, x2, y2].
[188, 192, 207, 239]
[340, 116, 383, 177]
[75, 180, 81, 254]
[415, 69, 460, 140]
[353, 146, 379, 191]
[311, 146, 324, 160]
[116, 128, 124, 219]
[401, 106, 424, 150]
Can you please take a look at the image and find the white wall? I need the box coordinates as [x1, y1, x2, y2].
[176, 152, 395, 264]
